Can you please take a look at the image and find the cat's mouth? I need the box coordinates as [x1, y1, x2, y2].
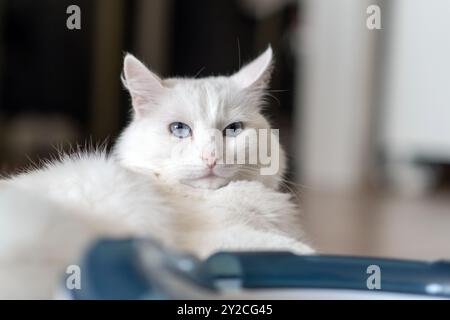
[194, 171, 217, 180]
[180, 172, 230, 189]
[175, 165, 237, 189]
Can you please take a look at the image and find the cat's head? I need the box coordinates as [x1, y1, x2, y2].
[114, 47, 286, 190]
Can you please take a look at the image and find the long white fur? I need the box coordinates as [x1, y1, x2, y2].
[0, 47, 313, 299]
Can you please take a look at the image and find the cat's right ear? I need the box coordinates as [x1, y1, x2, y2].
[122, 54, 166, 117]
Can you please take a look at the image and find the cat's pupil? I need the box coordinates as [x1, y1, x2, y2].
[169, 122, 191, 138]
[223, 122, 243, 137]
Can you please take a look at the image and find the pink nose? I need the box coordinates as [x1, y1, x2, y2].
[206, 158, 217, 169]
[201, 150, 217, 169]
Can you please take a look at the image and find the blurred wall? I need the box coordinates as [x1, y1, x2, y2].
[380, 0, 450, 193]
[296, 0, 380, 192]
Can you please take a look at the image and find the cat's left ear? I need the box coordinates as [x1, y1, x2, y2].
[122, 53, 166, 117]
[231, 46, 273, 90]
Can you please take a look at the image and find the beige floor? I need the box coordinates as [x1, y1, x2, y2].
[301, 190, 450, 261]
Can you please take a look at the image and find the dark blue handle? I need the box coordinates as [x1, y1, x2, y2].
[203, 252, 450, 297]
[70, 239, 450, 299]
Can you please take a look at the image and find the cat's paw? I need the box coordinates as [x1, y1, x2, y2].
[209, 180, 302, 238]
[214, 180, 297, 216]
[202, 225, 314, 257]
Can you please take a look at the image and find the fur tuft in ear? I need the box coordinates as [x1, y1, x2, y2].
[122, 54, 166, 116]
[231, 46, 273, 90]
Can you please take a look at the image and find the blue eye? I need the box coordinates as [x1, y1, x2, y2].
[169, 122, 192, 138]
[223, 122, 244, 137]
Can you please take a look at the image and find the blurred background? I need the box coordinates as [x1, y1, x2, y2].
[0, 0, 449, 260]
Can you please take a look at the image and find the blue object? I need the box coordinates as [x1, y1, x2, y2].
[69, 238, 450, 299]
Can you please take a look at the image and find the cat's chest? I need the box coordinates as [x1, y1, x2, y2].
[159, 188, 230, 232]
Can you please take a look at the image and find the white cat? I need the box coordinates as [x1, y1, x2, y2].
[0, 47, 313, 299]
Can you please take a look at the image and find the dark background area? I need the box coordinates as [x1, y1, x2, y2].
[1, 0, 93, 124]
[0, 0, 299, 175]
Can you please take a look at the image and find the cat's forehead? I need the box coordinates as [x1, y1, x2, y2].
[163, 76, 233, 97]
[160, 77, 246, 126]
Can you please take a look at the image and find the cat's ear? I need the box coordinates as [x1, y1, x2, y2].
[231, 46, 273, 90]
[122, 53, 166, 116]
